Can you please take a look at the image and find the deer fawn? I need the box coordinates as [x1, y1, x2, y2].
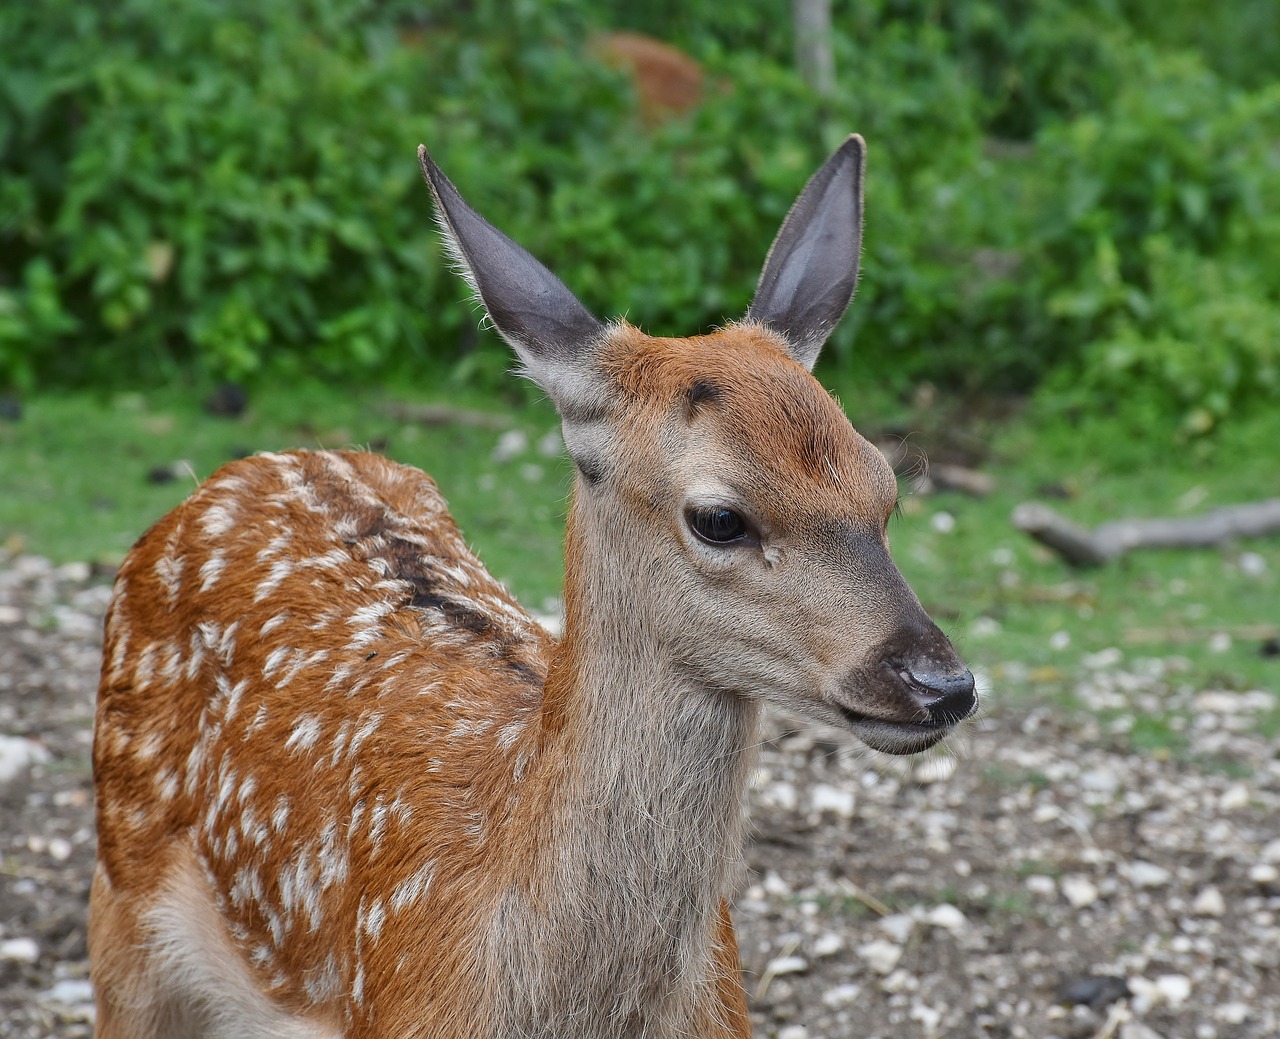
[90, 135, 976, 1038]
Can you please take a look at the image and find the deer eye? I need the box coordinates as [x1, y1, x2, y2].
[686, 506, 749, 545]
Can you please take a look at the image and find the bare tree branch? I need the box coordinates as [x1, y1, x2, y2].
[1012, 499, 1280, 567]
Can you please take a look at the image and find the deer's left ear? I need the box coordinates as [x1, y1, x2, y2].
[746, 134, 865, 371]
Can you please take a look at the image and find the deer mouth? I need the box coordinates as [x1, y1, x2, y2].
[833, 706, 954, 755]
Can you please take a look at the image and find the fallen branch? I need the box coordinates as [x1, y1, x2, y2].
[1012, 498, 1280, 567]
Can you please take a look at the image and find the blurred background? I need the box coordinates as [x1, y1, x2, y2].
[2, 0, 1276, 684]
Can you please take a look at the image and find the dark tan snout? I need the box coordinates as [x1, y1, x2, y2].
[833, 618, 974, 754]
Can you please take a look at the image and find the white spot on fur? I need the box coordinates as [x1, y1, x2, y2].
[283, 716, 321, 756]
[260, 613, 288, 637]
[254, 558, 296, 602]
[361, 898, 386, 939]
[271, 796, 290, 834]
[496, 721, 525, 750]
[348, 713, 382, 758]
[198, 552, 227, 591]
[155, 549, 186, 606]
[390, 860, 435, 913]
[198, 503, 238, 539]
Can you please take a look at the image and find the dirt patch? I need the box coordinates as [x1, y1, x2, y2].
[2, 555, 1277, 1037]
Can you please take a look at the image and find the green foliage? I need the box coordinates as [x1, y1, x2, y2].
[2, 0, 1279, 442]
[1034, 51, 1280, 434]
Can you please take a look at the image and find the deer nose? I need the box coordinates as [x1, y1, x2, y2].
[897, 662, 977, 725]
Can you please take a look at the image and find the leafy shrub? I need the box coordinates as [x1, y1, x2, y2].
[1033, 50, 1280, 431]
[2, 0, 1278, 444]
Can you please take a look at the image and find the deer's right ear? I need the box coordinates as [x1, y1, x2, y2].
[746, 134, 865, 371]
[419, 146, 607, 411]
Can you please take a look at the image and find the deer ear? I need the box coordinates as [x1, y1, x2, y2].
[418, 146, 606, 410]
[746, 134, 865, 371]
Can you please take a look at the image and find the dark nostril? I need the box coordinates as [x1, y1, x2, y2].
[898, 664, 977, 724]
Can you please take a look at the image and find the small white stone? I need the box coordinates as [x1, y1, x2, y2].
[1248, 862, 1278, 885]
[56, 560, 92, 582]
[490, 429, 527, 462]
[0, 735, 51, 783]
[536, 428, 563, 457]
[1119, 1023, 1166, 1039]
[923, 903, 968, 933]
[763, 780, 798, 812]
[857, 939, 903, 975]
[1083, 647, 1123, 669]
[1154, 973, 1191, 1007]
[1215, 1002, 1250, 1024]
[1218, 783, 1250, 811]
[778, 1027, 810, 1039]
[0, 937, 39, 962]
[1025, 874, 1057, 897]
[48, 837, 73, 862]
[762, 871, 791, 897]
[1261, 838, 1280, 864]
[1238, 551, 1267, 576]
[881, 968, 917, 993]
[1191, 886, 1226, 917]
[1049, 630, 1071, 651]
[930, 511, 955, 533]
[1079, 768, 1120, 794]
[812, 932, 845, 957]
[970, 616, 1002, 638]
[822, 983, 861, 1007]
[1061, 875, 1100, 908]
[1208, 631, 1232, 653]
[913, 754, 957, 785]
[765, 955, 809, 977]
[0, 604, 22, 625]
[878, 913, 915, 944]
[809, 783, 856, 818]
[43, 978, 94, 1006]
[910, 1001, 943, 1031]
[1126, 861, 1172, 888]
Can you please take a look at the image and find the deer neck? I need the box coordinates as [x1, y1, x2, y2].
[494, 500, 759, 1033]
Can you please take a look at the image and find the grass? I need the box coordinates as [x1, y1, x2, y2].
[2, 375, 1277, 743]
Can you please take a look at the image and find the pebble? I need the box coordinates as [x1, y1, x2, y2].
[778, 1027, 810, 1039]
[857, 939, 904, 975]
[0, 937, 39, 963]
[1120, 1023, 1166, 1039]
[910, 1001, 943, 1031]
[1025, 874, 1057, 897]
[809, 783, 856, 818]
[1248, 863, 1279, 885]
[1061, 875, 1100, 909]
[0, 735, 51, 784]
[1191, 886, 1226, 917]
[1126, 861, 1172, 888]
[923, 903, 968, 934]
[1155, 973, 1192, 1007]
[878, 914, 915, 944]
[765, 955, 809, 977]
[822, 983, 861, 1007]
[1219, 783, 1251, 811]
[812, 932, 845, 958]
[42, 978, 94, 1006]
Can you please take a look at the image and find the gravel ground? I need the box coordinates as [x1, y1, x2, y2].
[2, 552, 1278, 1038]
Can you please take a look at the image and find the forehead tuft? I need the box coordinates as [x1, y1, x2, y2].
[603, 324, 887, 507]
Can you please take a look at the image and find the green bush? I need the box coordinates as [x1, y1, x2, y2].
[2, 0, 1278, 443]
